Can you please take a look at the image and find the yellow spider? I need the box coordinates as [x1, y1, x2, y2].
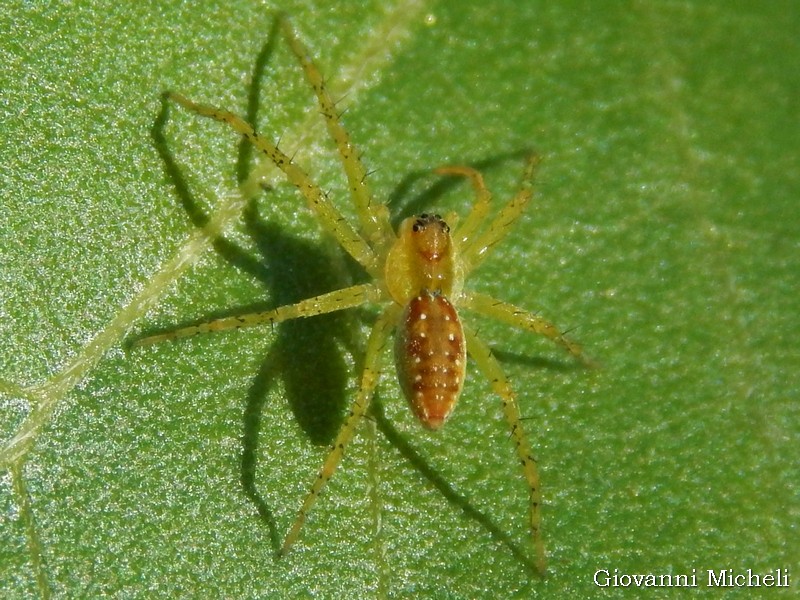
[134, 16, 587, 574]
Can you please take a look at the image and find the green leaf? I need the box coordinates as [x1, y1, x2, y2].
[2, 1, 798, 597]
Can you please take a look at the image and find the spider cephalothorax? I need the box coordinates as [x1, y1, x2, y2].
[385, 212, 459, 305]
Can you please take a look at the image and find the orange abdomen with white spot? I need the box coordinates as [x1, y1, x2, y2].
[395, 290, 466, 430]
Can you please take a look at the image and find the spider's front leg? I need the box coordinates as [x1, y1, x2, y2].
[437, 154, 540, 272]
[164, 91, 380, 275]
[277, 15, 393, 251]
[433, 164, 492, 250]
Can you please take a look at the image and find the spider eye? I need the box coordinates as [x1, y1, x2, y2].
[411, 213, 449, 235]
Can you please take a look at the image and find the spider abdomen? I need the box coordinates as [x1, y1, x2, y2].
[395, 289, 466, 430]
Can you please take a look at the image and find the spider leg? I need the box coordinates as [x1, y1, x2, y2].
[460, 291, 590, 364]
[281, 302, 401, 555]
[166, 92, 380, 274]
[278, 16, 394, 253]
[460, 154, 540, 271]
[132, 283, 382, 347]
[434, 165, 492, 250]
[463, 323, 546, 575]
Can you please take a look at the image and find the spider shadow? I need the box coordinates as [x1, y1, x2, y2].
[369, 396, 543, 576]
[149, 17, 359, 550]
[491, 348, 588, 373]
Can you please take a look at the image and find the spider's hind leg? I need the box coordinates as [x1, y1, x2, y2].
[460, 291, 590, 364]
[280, 303, 401, 555]
[132, 283, 380, 347]
[463, 323, 547, 575]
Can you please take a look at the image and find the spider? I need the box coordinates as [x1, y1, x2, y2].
[134, 16, 588, 574]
